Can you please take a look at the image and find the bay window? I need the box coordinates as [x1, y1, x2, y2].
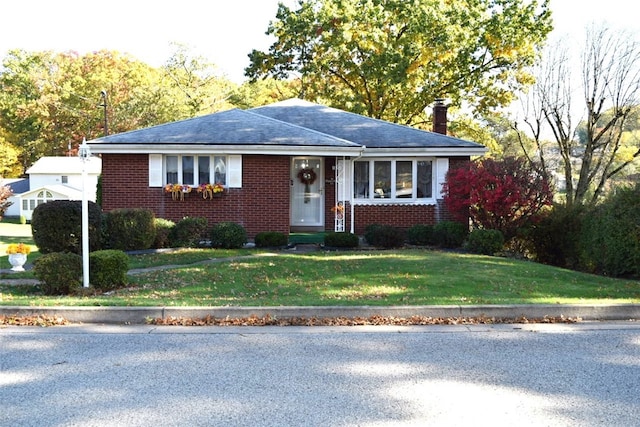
[354, 159, 433, 200]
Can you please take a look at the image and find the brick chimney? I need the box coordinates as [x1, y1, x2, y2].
[432, 98, 449, 135]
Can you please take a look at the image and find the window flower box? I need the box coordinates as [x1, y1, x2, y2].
[164, 183, 192, 201]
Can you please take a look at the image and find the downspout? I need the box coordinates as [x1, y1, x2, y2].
[350, 146, 366, 234]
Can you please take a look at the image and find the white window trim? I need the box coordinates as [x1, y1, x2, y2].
[351, 157, 439, 205]
[148, 154, 242, 189]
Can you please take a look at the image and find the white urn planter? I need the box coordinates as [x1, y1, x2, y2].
[8, 253, 27, 272]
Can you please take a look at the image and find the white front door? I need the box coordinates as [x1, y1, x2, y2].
[291, 157, 324, 227]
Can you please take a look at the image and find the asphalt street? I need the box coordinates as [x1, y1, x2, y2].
[1, 322, 639, 427]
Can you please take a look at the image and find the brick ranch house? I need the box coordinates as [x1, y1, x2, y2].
[87, 98, 486, 239]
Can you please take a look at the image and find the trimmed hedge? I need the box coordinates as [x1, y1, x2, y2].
[433, 221, 468, 248]
[33, 252, 83, 295]
[210, 222, 247, 249]
[466, 229, 504, 255]
[105, 208, 156, 251]
[364, 224, 405, 248]
[406, 224, 435, 246]
[153, 218, 175, 249]
[31, 200, 102, 255]
[169, 217, 208, 247]
[324, 232, 359, 248]
[255, 231, 288, 248]
[89, 250, 129, 291]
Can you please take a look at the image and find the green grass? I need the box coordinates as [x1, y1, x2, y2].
[1, 247, 638, 307]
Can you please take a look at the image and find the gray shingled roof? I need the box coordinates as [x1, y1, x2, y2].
[90, 108, 360, 148]
[250, 98, 483, 149]
[88, 98, 485, 155]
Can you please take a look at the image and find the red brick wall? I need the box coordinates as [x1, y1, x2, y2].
[101, 154, 472, 238]
[101, 154, 291, 238]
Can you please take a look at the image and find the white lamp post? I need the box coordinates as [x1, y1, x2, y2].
[79, 139, 91, 288]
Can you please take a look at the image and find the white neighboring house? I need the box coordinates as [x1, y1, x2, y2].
[2, 156, 101, 221]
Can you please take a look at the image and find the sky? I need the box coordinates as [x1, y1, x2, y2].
[0, 0, 637, 84]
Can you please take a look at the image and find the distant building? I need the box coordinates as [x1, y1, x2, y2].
[2, 156, 101, 221]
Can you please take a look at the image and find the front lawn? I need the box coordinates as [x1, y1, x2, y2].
[1, 248, 638, 307]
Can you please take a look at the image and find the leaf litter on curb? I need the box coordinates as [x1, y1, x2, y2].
[1, 313, 581, 327]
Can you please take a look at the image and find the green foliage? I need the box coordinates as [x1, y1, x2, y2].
[406, 224, 435, 246]
[246, 0, 552, 124]
[0, 48, 237, 166]
[580, 185, 640, 277]
[31, 200, 102, 254]
[89, 250, 129, 291]
[255, 231, 288, 248]
[364, 224, 405, 248]
[324, 232, 359, 248]
[466, 229, 504, 255]
[169, 217, 208, 248]
[33, 252, 82, 295]
[433, 221, 468, 248]
[153, 218, 175, 249]
[209, 222, 247, 249]
[527, 204, 585, 269]
[105, 208, 156, 251]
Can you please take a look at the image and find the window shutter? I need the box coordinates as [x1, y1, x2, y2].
[436, 158, 449, 198]
[149, 154, 163, 187]
[228, 155, 242, 188]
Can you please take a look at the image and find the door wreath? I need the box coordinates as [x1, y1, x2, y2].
[297, 167, 317, 203]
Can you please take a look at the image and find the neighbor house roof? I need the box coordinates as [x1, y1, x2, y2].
[26, 156, 102, 175]
[19, 184, 83, 200]
[88, 99, 486, 157]
[1, 178, 29, 195]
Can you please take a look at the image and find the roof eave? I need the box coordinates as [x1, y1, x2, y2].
[88, 143, 365, 157]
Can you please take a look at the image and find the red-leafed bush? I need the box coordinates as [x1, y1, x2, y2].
[443, 157, 553, 240]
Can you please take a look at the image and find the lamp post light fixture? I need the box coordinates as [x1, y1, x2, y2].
[79, 139, 91, 288]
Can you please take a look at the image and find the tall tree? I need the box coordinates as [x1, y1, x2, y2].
[246, 0, 552, 125]
[0, 48, 237, 172]
[518, 26, 640, 206]
[163, 43, 236, 116]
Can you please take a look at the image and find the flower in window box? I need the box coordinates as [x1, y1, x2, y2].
[197, 183, 225, 199]
[164, 183, 191, 200]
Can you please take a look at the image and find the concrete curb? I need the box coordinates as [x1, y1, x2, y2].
[1, 304, 639, 325]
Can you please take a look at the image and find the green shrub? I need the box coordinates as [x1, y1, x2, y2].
[89, 250, 129, 291]
[364, 224, 405, 248]
[580, 185, 640, 277]
[255, 231, 288, 248]
[466, 229, 504, 255]
[324, 232, 359, 248]
[19, 215, 26, 225]
[31, 200, 102, 254]
[33, 252, 83, 295]
[433, 221, 468, 248]
[210, 222, 247, 249]
[526, 204, 584, 269]
[169, 217, 208, 247]
[153, 218, 175, 248]
[406, 224, 435, 246]
[105, 208, 156, 251]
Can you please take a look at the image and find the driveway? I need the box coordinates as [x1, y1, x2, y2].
[1, 322, 639, 426]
